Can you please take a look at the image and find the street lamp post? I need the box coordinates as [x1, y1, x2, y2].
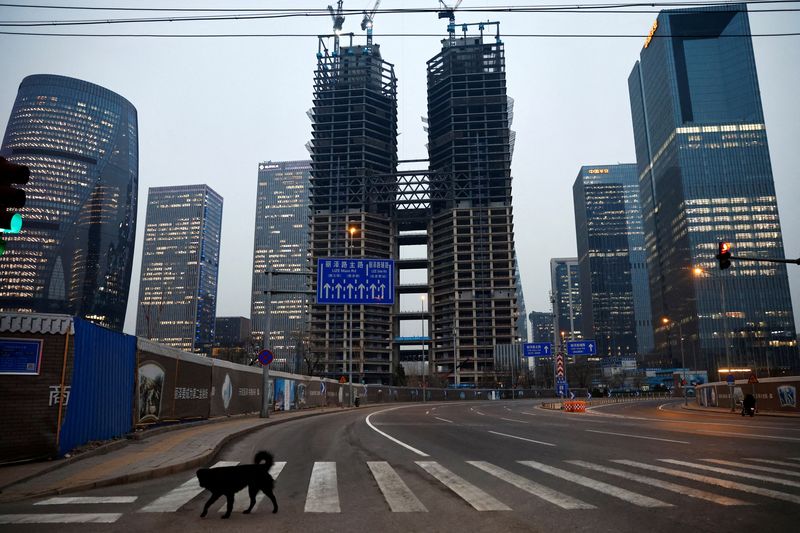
[662, 317, 687, 406]
[694, 267, 734, 412]
[347, 225, 357, 407]
[421, 294, 427, 402]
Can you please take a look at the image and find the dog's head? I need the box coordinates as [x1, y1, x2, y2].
[196, 468, 211, 488]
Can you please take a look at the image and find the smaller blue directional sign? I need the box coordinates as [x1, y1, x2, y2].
[556, 381, 568, 397]
[523, 342, 553, 357]
[566, 340, 597, 356]
[317, 258, 394, 305]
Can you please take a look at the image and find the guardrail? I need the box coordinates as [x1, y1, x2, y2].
[541, 392, 672, 411]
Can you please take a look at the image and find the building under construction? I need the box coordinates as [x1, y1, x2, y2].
[308, 23, 518, 386]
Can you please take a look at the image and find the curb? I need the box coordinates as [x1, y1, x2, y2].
[0, 407, 348, 502]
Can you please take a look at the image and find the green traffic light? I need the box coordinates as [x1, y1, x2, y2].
[0, 213, 22, 234]
[0, 237, 6, 256]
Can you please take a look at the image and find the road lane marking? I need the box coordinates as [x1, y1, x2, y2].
[488, 431, 555, 447]
[519, 461, 672, 508]
[659, 459, 800, 488]
[700, 459, 800, 478]
[305, 462, 340, 513]
[585, 429, 690, 444]
[614, 459, 800, 505]
[500, 417, 528, 423]
[416, 461, 511, 511]
[139, 461, 239, 512]
[0, 514, 122, 524]
[365, 408, 429, 457]
[218, 461, 286, 514]
[745, 458, 800, 468]
[468, 461, 594, 509]
[567, 460, 749, 506]
[695, 430, 800, 442]
[368, 461, 428, 512]
[520, 411, 538, 416]
[435, 416, 453, 423]
[35, 497, 137, 505]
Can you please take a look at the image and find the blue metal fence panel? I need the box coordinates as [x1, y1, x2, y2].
[59, 318, 136, 456]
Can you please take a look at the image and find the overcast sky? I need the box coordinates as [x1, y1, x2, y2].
[0, 0, 798, 336]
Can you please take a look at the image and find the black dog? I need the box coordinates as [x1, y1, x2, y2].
[196, 450, 278, 519]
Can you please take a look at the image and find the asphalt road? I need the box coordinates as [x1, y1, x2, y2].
[2, 399, 799, 532]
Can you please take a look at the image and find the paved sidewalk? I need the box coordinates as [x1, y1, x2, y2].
[680, 402, 800, 418]
[0, 407, 345, 503]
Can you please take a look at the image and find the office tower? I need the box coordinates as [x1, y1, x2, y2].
[214, 316, 251, 348]
[550, 258, 582, 349]
[529, 311, 555, 344]
[628, 3, 797, 373]
[251, 160, 311, 373]
[515, 260, 528, 342]
[573, 164, 654, 358]
[427, 24, 518, 386]
[135, 185, 222, 355]
[308, 39, 398, 383]
[0, 74, 138, 331]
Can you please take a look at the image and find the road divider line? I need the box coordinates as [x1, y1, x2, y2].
[416, 461, 511, 511]
[567, 460, 749, 506]
[468, 461, 594, 509]
[695, 430, 800, 442]
[614, 459, 800, 505]
[659, 459, 800, 488]
[434, 416, 453, 423]
[139, 460, 239, 513]
[368, 462, 428, 512]
[0, 513, 122, 524]
[500, 417, 528, 424]
[35, 497, 137, 505]
[366, 408, 430, 457]
[585, 429, 690, 444]
[519, 461, 672, 508]
[305, 462, 340, 513]
[700, 459, 800, 477]
[488, 431, 555, 447]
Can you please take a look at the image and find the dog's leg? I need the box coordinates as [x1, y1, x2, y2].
[222, 493, 234, 519]
[244, 485, 258, 514]
[201, 492, 221, 518]
[265, 489, 278, 514]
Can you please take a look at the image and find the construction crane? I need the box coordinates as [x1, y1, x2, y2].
[360, 0, 381, 49]
[327, 0, 346, 56]
[437, 0, 463, 46]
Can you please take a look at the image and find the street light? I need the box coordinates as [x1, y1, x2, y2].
[346, 225, 358, 407]
[421, 294, 427, 402]
[662, 317, 687, 406]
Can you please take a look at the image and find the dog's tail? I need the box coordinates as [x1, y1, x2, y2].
[254, 450, 274, 468]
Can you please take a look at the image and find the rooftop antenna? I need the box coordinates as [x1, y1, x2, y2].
[328, 0, 346, 57]
[361, 0, 381, 51]
[437, 0, 463, 47]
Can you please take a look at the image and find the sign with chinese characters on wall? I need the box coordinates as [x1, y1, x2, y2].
[0, 338, 43, 375]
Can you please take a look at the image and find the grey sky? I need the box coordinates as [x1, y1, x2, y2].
[0, 1, 798, 336]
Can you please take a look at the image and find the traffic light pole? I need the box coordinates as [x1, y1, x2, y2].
[730, 255, 800, 265]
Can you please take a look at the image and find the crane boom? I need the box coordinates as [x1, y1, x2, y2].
[361, 0, 381, 48]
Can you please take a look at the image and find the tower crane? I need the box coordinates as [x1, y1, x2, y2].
[327, 0, 346, 56]
[360, 0, 381, 49]
[437, 0, 463, 46]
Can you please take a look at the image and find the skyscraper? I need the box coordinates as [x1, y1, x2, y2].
[550, 258, 582, 349]
[251, 160, 311, 373]
[573, 164, 653, 358]
[529, 311, 555, 344]
[427, 24, 518, 386]
[135, 185, 222, 355]
[0, 74, 138, 331]
[628, 3, 797, 373]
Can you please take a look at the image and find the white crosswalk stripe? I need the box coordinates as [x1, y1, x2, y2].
[368, 461, 428, 512]
[216, 461, 286, 514]
[519, 460, 673, 508]
[304, 462, 340, 513]
[416, 461, 511, 511]
[615, 459, 800, 505]
[468, 461, 595, 509]
[700, 459, 800, 477]
[35, 496, 138, 505]
[567, 460, 750, 506]
[0, 513, 122, 524]
[744, 458, 800, 468]
[139, 461, 239, 513]
[660, 459, 800, 488]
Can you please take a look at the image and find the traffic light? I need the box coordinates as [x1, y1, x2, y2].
[0, 156, 30, 255]
[716, 241, 732, 270]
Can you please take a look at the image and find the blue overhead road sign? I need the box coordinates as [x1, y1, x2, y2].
[523, 342, 553, 357]
[316, 258, 394, 305]
[566, 340, 597, 356]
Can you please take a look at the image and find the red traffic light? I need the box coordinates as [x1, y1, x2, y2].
[716, 241, 732, 270]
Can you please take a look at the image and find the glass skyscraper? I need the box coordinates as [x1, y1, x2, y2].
[135, 185, 223, 355]
[573, 164, 654, 358]
[251, 160, 311, 373]
[550, 258, 582, 348]
[628, 3, 797, 373]
[0, 74, 138, 331]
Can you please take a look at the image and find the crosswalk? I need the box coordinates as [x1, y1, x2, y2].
[2, 455, 800, 524]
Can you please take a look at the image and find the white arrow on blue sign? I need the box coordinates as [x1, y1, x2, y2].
[566, 340, 597, 356]
[523, 342, 552, 357]
[316, 258, 394, 305]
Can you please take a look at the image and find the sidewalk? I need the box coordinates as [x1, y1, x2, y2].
[0, 406, 346, 503]
[680, 402, 800, 418]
